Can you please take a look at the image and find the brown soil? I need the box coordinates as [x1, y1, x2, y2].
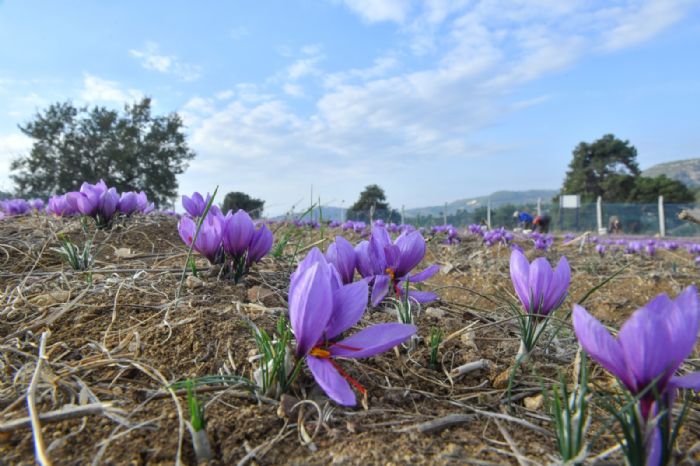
[1, 215, 699, 465]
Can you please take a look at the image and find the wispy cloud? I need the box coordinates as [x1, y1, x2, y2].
[79, 74, 143, 104]
[601, 0, 690, 51]
[0, 133, 32, 177]
[178, 0, 695, 214]
[129, 41, 202, 81]
[339, 0, 413, 23]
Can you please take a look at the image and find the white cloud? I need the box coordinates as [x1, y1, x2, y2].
[129, 42, 202, 81]
[339, 0, 413, 23]
[176, 0, 694, 215]
[79, 74, 143, 104]
[283, 83, 305, 98]
[0, 133, 32, 177]
[601, 0, 689, 51]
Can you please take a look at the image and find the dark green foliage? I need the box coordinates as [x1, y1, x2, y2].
[560, 134, 695, 204]
[221, 191, 265, 218]
[560, 134, 640, 202]
[347, 184, 400, 222]
[11, 98, 195, 207]
[628, 175, 694, 203]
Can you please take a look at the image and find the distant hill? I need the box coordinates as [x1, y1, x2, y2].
[404, 189, 558, 217]
[642, 158, 700, 188]
[269, 190, 559, 222]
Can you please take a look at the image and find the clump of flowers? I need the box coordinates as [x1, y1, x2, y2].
[573, 286, 700, 466]
[178, 193, 273, 282]
[356, 226, 438, 306]
[58, 180, 154, 227]
[431, 225, 460, 244]
[509, 249, 570, 360]
[289, 248, 416, 406]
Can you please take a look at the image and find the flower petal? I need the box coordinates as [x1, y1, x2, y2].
[618, 294, 676, 391]
[509, 249, 531, 312]
[528, 257, 553, 314]
[330, 323, 416, 359]
[307, 356, 356, 406]
[326, 236, 357, 284]
[670, 372, 700, 390]
[408, 264, 439, 283]
[288, 262, 333, 356]
[405, 290, 437, 303]
[395, 231, 426, 277]
[572, 304, 634, 390]
[542, 256, 570, 313]
[326, 280, 369, 339]
[370, 274, 391, 307]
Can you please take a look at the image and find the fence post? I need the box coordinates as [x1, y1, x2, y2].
[487, 200, 492, 229]
[401, 205, 405, 225]
[658, 195, 666, 237]
[443, 202, 447, 226]
[537, 198, 542, 216]
[596, 196, 604, 235]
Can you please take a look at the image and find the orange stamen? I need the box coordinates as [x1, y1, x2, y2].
[309, 347, 331, 358]
[385, 267, 396, 281]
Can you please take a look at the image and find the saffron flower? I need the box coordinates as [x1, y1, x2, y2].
[182, 192, 211, 218]
[572, 286, 700, 465]
[47, 195, 78, 216]
[246, 223, 273, 266]
[178, 212, 224, 264]
[289, 249, 416, 406]
[509, 249, 570, 359]
[356, 226, 439, 306]
[573, 287, 700, 417]
[223, 209, 255, 258]
[325, 236, 356, 284]
[510, 249, 570, 319]
[67, 180, 121, 227]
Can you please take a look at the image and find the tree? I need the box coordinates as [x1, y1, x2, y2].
[560, 134, 641, 202]
[221, 191, 265, 218]
[628, 175, 694, 203]
[347, 184, 398, 222]
[11, 98, 195, 207]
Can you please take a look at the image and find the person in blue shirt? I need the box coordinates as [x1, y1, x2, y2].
[513, 210, 534, 229]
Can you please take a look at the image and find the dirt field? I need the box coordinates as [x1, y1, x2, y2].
[1, 214, 699, 465]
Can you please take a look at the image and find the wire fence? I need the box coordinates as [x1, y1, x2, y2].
[331, 202, 700, 238]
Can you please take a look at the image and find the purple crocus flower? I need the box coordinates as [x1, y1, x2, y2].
[289, 249, 416, 406]
[178, 213, 224, 264]
[182, 192, 211, 217]
[573, 286, 700, 418]
[246, 224, 273, 265]
[356, 226, 439, 306]
[573, 287, 700, 464]
[118, 192, 140, 215]
[595, 244, 607, 257]
[325, 236, 356, 284]
[510, 249, 570, 319]
[222, 209, 255, 258]
[29, 199, 44, 211]
[47, 195, 78, 216]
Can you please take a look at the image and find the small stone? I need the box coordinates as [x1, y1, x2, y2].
[114, 247, 132, 258]
[524, 394, 544, 410]
[425, 307, 446, 319]
[247, 285, 278, 306]
[185, 275, 204, 290]
[440, 263, 454, 274]
[491, 367, 513, 390]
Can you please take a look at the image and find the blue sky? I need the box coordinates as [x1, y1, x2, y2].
[0, 0, 699, 214]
